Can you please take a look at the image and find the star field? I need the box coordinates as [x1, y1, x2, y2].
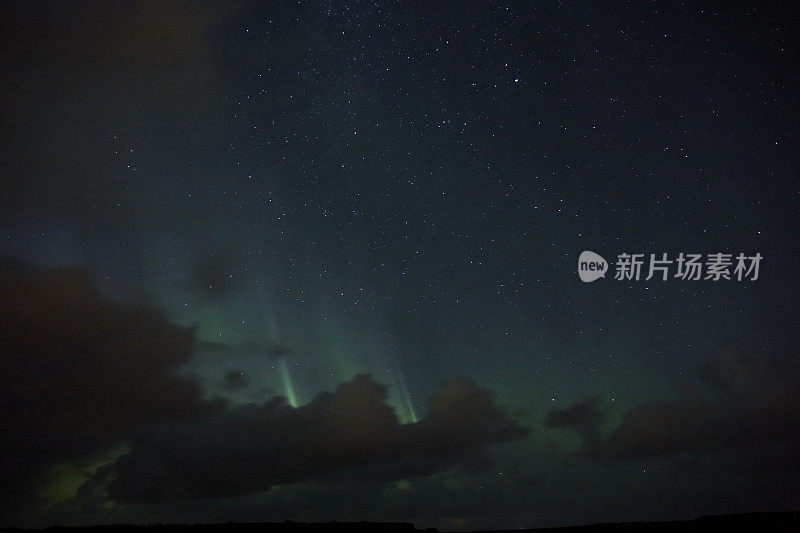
[1, 1, 799, 530]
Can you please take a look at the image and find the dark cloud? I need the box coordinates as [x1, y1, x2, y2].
[0, 0, 226, 229]
[0, 259, 527, 517]
[0, 1, 215, 78]
[223, 371, 248, 390]
[0, 259, 215, 517]
[101, 375, 528, 503]
[545, 396, 604, 456]
[547, 351, 800, 459]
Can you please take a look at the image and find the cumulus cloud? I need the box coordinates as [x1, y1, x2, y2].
[0, 259, 213, 516]
[0, 259, 527, 516]
[546, 350, 800, 458]
[102, 375, 528, 503]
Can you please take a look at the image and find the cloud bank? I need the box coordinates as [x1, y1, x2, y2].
[546, 350, 800, 458]
[0, 260, 527, 517]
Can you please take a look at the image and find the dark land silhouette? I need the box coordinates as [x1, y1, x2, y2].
[2, 511, 798, 533]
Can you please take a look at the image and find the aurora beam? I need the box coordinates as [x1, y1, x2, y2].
[279, 358, 299, 407]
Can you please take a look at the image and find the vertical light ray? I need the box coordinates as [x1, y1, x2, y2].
[279, 358, 298, 407]
[333, 344, 358, 382]
[387, 349, 417, 424]
[396, 370, 418, 423]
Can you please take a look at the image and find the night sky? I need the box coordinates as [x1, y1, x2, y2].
[1, 1, 799, 530]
